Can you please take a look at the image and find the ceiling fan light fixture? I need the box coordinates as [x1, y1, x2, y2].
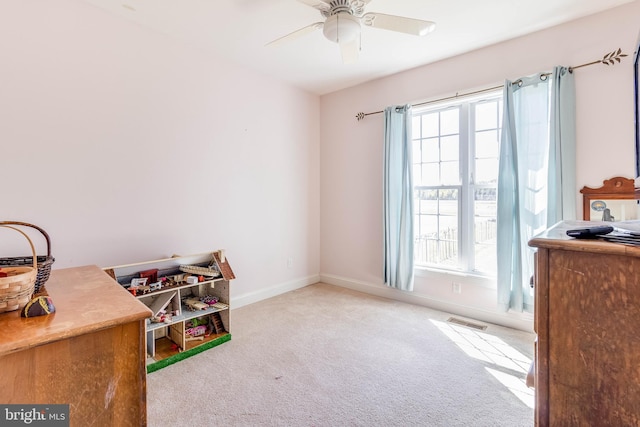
[322, 13, 361, 44]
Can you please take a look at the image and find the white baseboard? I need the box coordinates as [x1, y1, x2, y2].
[231, 274, 320, 309]
[319, 273, 534, 332]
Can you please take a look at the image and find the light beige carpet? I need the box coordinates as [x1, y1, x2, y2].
[148, 283, 535, 426]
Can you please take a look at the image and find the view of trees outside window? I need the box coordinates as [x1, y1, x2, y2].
[412, 94, 502, 276]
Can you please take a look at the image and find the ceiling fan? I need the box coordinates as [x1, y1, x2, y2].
[267, 0, 436, 63]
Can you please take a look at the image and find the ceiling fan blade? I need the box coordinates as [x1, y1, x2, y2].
[340, 39, 359, 64]
[266, 22, 323, 47]
[362, 13, 436, 36]
[297, 0, 331, 13]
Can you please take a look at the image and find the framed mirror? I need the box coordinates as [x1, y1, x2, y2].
[580, 176, 640, 221]
[635, 30, 640, 177]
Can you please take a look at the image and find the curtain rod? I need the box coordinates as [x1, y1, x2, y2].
[355, 48, 627, 122]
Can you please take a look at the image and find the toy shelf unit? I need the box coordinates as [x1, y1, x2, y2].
[104, 250, 235, 372]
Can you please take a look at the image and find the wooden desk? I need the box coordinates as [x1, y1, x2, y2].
[529, 221, 640, 426]
[0, 266, 152, 426]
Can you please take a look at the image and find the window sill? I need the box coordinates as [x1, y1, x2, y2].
[414, 265, 497, 290]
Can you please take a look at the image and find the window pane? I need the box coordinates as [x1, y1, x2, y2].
[475, 130, 499, 158]
[418, 215, 437, 235]
[421, 113, 439, 137]
[439, 189, 458, 214]
[475, 159, 498, 185]
[412, 140, 421, 165]
[413, 168, 422, 186]
[440, 108, 459, 135]
[414, 188, 459, 267]
[475, 188, 496, 217]
[420, 196, 438, 215]
[475, 101, 498, 131]
[474, 188, 497, 275]
[440, 135, 459, 161]
[422, 138, 439, 162]
[412, 115, 421, 135]
[421, 164, 439, 184]
[437, 189, 459, 267]
[441, 161, 459, 185]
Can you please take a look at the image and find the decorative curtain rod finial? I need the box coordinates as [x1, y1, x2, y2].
[602, 48, 627, 65]
[355, 110, 383, 121]
[571, 47, 627, 71]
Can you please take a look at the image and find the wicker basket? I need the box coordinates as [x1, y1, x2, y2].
[0, 225, 37, 313]
[0, 221, 54, 294]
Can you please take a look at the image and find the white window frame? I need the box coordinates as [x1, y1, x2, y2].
[412, 91, 502, 277]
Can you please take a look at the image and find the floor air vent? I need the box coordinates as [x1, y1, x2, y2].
[447, 317, 488, 331]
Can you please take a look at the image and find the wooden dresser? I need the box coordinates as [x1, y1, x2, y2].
[0, 265, 152, 426]
[529, 221, 640, 426]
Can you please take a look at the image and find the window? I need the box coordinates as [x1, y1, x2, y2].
[412, 92, 502, 276]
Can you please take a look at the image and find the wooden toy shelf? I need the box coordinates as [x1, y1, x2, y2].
[104, 250, 234, 372]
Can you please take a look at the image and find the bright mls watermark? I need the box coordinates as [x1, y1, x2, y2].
[0, 405, 69, 426]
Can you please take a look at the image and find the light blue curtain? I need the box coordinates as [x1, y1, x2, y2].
[497, 67, 576, 312]
[383, 104, 414, 291]
[548, 67, 577, 223]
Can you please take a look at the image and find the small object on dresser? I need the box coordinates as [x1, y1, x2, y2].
[566, 225, 614, 239]
[21, 295, 55, 317]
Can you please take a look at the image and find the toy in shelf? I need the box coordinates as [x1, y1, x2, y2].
[185, 316, 212, 341]
[184, 297, 208, 311]
[138, 268, 158, 284]
[151, 311, 172, 324]
[179, 264, 220, 278]
[201, 295, 219, 305]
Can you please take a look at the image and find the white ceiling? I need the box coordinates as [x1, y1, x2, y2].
[79, 0, 634, 95]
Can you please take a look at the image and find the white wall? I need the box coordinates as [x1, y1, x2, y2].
[0, 0, 321, 305]
[319, 1, 640, 331]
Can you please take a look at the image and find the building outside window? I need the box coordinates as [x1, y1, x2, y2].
[412, 92, 502, 276]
